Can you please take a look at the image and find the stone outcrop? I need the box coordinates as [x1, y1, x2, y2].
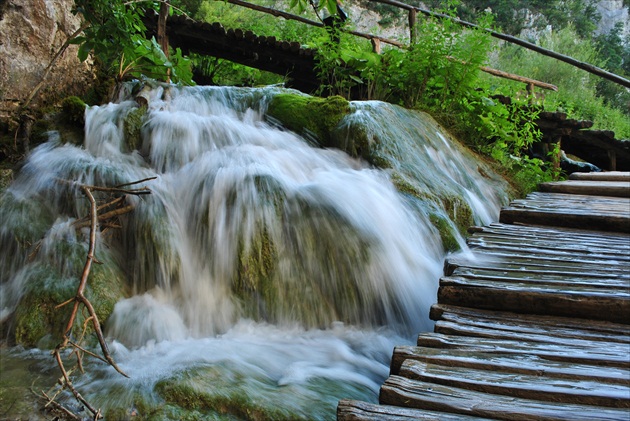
[0, 0, 94, 122]
[595, 0, 629, 38]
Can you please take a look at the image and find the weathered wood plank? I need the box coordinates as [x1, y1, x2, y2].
[470, 226, 630, 245]
[467, 237, 630, 259]
[429, 304, 630, 340]
[539, 180, 630, 197]
[508, 196, 630, 217]
[380, 375, 629, 420]
[438, 277, 629, 323]
[450, 270, 630, 289]
[570, 171, 630, 182]
[460, 247, 630, 266]
[476, 222, 630, 245]
[416, 333, 630, 367]
[337, 399, 489, 421]
[440, 274, 630, 296]
[391, 346, 630, 384]
[445, 255, 629, 278]
[499, 191, 630, 232]
[500, 206, 630, 232]
[433, 320, 630, 350]
[398, 359, 630, 407]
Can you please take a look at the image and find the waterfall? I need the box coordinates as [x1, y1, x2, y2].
[0, 84, 509, 419]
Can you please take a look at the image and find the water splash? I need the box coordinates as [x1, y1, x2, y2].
[0, 84, 509, 418]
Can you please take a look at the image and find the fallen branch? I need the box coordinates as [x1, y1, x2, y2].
[43, 178, 154, 419]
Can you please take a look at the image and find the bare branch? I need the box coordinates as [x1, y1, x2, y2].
[47, 177, 153, 416]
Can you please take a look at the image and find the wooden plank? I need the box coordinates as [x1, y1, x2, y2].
[467, 237, 630, 259]
[380, 375, 630, 421]
[398, 359, 630, 408]
[336, 399, 489, 421]
[433, 320, 630, 349]
[451, 268, 629, 288]
[438, 277, 630, 323]
[511, 194, 630, 216]
[416, 333, 630, 367]
[440, 274, 630, 296]
[461, 247, 630, 266]
[570, 171, 630, 182]
[391, 346, 630, 384]
[445, 255, 630, 278]
[430, 304, 630, 340]
[539, 180, 630, 197]
[499, 206, 630, 232]
[478, 222, 630, 244]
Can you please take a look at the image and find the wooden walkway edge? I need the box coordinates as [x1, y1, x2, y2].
[338, 173, 630, 420]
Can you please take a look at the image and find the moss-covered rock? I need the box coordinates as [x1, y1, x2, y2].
[0, 169, 13, 193]
[266, 94, 350, 148]
[61, 96, 87, 126]
[155, 364, 373, 420]
[13, 239, 128, 347]
[390, 173, 472, 252]
[123, 105, 147, 152]
[440, 195, 474, 236]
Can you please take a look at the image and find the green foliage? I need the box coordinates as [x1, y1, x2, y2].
[381, 9, 494, 111]
[487, 25, 630, 138]
[72, 0, 193, 84]
[595, 22, 630, 114]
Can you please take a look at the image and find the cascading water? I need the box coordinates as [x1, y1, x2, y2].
[0, 84, 509, 419]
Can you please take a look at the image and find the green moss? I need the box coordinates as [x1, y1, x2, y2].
[429, 213, 460, 252]
[155, 363, 375, 420]
[61, 96, 87, 126]
[0, 169, 13, 192]
[390, 173, 472, 252]
[390, 173, 422, 198]
[266, 94, 350, 148]
[440, 195, 474, 236]
[123, 105, 147, 152]
[12, 240, 128, 347]
[234, 227, 277, 319]
[156, 370, 294, 420]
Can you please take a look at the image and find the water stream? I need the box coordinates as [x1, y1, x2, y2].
[0, 84, 509, 419]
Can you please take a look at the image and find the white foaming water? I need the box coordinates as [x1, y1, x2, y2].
[0, 84, 508, 418]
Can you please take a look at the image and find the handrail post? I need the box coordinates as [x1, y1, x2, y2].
[371, 38, 381, 54]
[408, 9, 417, 45]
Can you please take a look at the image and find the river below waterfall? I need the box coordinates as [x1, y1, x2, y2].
[0, 84, 509, 419]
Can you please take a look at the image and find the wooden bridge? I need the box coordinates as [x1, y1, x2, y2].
[338, 171, 630, 420]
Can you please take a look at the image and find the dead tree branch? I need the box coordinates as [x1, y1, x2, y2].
[43, 178, 154, 419]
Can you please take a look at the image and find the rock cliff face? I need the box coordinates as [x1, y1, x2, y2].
[0, 0, 94, 121]
[595, 0, 629, 38]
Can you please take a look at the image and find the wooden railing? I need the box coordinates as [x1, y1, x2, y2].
[369, 0, 630, 89]
[216, 0, 558, 92]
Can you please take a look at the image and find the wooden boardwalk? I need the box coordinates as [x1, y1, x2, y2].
[338, 172, 630, 420]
